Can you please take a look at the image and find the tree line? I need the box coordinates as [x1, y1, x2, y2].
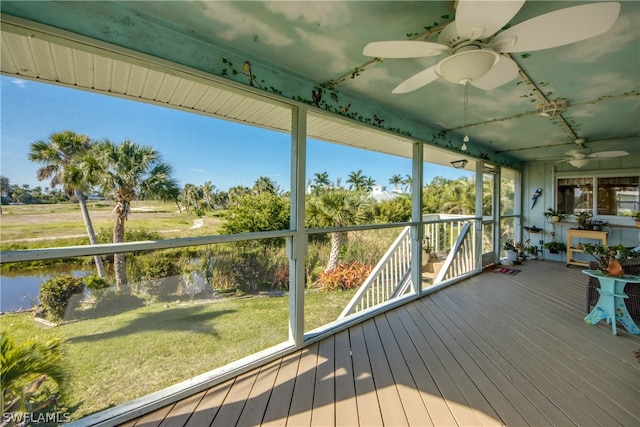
[1, 130, 495, 283]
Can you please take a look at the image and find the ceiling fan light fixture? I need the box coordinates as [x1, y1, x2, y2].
[568, 158, 590, 168]
[435, 49, 500, 84]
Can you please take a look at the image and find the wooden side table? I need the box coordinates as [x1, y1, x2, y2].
[582, 270, 640, 335]
[567, 229, 607, 267]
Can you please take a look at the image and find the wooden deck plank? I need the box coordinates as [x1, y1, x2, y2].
[157, 390, 207, 427]
[349, 323, 384, 427]
[183, 379, 233, 427]
[422, 297, 553, 426]
[361, 318, 408, 426]
[398, 305, 489, 427]
[384, 309, 458, 427]
[417, 298, 529, 426]
[333, 329, 359, 427]
[442, 270, 637, 426]
[430, 290, 577, 426]
[261, 351, 301, 427]
[405, 302, 502, 427]
[311, 337, 335, 426]
[464, 271, 640, 400]
[235, 358, 281, 427]
[121, 261, 640, 427]
[209, 371, 257, 427]
[132, 403, 174, 427]
[285, 342, 319, 427]
[374, 314, 434, 426]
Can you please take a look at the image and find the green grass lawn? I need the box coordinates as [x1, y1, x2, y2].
[0, 201, 222, 251]
[1, 289, 356, 420]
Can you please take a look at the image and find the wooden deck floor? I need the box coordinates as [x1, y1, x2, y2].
[122, 261, 640, 427]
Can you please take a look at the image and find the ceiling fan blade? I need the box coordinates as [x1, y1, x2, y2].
[470, 55, 519, 90]
[362, 41, 448, 58]
[587, 150, 629, 159]
[492, 2, 621, 53]
[455, 0, 525, 41]
[392, 66, 439, 94]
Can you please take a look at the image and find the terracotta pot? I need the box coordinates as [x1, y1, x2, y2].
[604, 257, 624, 277]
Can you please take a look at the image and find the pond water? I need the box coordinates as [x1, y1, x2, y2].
[0, 269, 91, 313]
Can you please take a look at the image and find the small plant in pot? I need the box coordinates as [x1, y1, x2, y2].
[582, 243, 639, 275]
[503, 239, 519, 263]
[527, 245, 540, 260]
[543, 208, 568, 223]
[543, 241, 567, 254]
[633, 211, 640, 227]
[575, 210, 593, 230]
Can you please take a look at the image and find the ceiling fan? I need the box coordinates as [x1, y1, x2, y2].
[363, 1, 621, 93]
[554, 148, 629, 168]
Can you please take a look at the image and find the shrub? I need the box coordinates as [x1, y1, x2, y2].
[96, 226, 161, 243]
[0, 332, 67, 415]
[84, 275, 111, 291]
[38, 275, 85, 322]
[314, 261, 373, 291]
[127, 252, 181, 298]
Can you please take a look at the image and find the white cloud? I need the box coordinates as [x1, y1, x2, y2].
[10, 78, 27, 88]
[202, 3, 293, 47]
[293, 27, 350, 74]
[265, 2, 351, 26]
[576, 72, 637, 99]
[562, 14, 636, 64]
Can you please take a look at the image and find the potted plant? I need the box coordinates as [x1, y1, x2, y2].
[582, 243, 639, 274]
[543, 241, 567, 254]
[575, 210, 592, 229]
[422, 242, 436, 263]
[633, 212, 640, 228]
[543, 208, 567, 223]
[514, 239, 530, 260]
[527, 245, 539, 260]
[503, 239, 519, 263]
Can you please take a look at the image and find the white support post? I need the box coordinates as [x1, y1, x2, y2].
[289, 106, 306, 346]
[411, 142, 424, 294]
[475, 161, 484, 268]
[494, 166, 502, 264]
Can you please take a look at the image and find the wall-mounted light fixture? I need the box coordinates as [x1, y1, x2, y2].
[450, 159, 468, 169]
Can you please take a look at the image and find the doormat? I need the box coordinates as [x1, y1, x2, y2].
[487, 265, 521, 275]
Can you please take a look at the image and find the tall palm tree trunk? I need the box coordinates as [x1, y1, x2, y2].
[326, 231, 346, 272]
[113, 203, 128, 291]
[75, 189, 105, 277]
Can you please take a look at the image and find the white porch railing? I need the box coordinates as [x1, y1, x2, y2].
[338, 216, 476, 319]
[433, 222, 475, 282]
[338, 226, 412, 319]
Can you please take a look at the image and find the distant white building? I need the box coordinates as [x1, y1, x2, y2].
[369, 185, 405, 202]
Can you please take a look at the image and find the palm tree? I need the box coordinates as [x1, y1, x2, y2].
[363, 176, 376, 191]
[92, 139, 179, 289]
[346, 169, 367, 191]
[403, 174, 413, 193]
[389, 174, 403, 192]
[306, 190, 374, 271]
[1, 332, 66, 415]
[182, 183, 201, 213]
[311, 171, 331, 194]
[28, 131, 106, 277]
[201, 180, 216, 209]
[253, 176, 279, 195]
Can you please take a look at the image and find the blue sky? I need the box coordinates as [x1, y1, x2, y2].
[1, 76, 465, 192]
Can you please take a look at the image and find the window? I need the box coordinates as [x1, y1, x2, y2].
[557, 175, 639, 217]
[597, 176, 639, 215]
